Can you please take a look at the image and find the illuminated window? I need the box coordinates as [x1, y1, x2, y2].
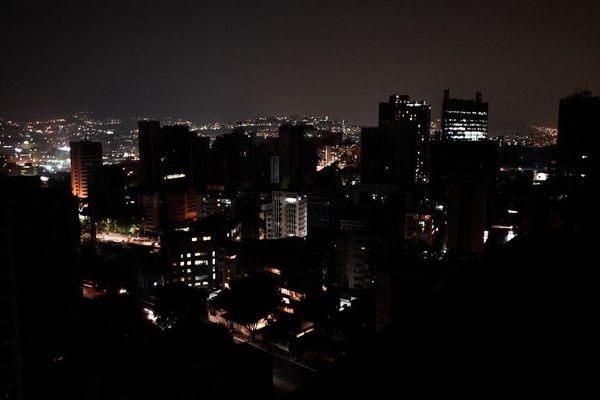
[280, 288, 306, 301]
[266, 267, 281, 275]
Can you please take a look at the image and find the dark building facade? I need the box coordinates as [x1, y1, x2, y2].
[442, 90, 488, 141]
[360, 95, 431, 189]
[557, 91, 600, 192]
[0, 177, 80, 400]
[191, 136, 211, 190]
[138, 121, 208, 191]
[138, 120, 162, 190]
[429, 141, 498, 255]
[89, 164, 126, 218]
[277, 124, 317, 191]
[210, 129, 253, 190]
[379, 94, 431, 185]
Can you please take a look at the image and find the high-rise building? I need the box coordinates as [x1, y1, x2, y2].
[210, 129, 253, 190]
[360, 95, 431, 188]
[442, 90, 488, 141]
[88, 164, 126, 217]
[158, 125, 194, 187]
[379, 94, 431, 184]
[0, 177, 79, 400]
[557, 91, 600, 189]
[138, 121, 208, 191]
[359, 127, 389, 184]
[429, 141, 498, 254]
[277, 125, 317, 191]
[138, 120, 162, 190]
[69, 141, 102, 198]
[191, 136, 211, 190]
[268, 191, 308, 239]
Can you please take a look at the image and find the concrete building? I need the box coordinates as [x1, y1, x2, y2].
[69, 141, 102, 199]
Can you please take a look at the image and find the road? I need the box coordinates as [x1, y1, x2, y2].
[233, 334, 317, 398]
[96, 232, 160, 248]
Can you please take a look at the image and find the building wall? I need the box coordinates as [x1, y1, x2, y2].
[442, 91, 488, 141]
[269, 191, 307, 239]
[162, 233, 217, 288]
[70, 141, 102, 199]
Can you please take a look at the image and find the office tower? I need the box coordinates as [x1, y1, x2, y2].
[442, 90, 488, 141]
[277, 125, 317, 191]
[191, 136, 211, 190]
[379, 94, 431, 185]
[360, 95, 431, 188]
[88, 164, 126, 217]
[138, 121, 206, 191]
[69, 141, 102, 198]
[557, 91, 600, 188]
[360, 127, 390, 184]
[138, 120, 162, 190]
[250, 138, 278, 189]
[210, 129, 253, 190]
[0, 177, 79, 400]
[429, 141, 498, 254]
[268, 191, 308, 239]
[159, 125, 194, 187]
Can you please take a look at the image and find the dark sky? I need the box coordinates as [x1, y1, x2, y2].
[1, 0, 599, 130]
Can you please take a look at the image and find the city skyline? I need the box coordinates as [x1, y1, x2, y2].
[2, 0, 599, 128]
[2, 2, 599, 399]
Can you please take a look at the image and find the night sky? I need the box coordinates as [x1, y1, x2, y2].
[2, 0, 599, 130]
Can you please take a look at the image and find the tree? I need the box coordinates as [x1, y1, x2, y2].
[215, 275, 279, 340]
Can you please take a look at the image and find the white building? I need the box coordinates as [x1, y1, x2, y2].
[268, 191, 307, 239]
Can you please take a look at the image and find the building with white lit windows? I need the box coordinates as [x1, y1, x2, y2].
[442, 90, 488, 141]
[161, 230, 218, 288]
[268, 190, 307, 239]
